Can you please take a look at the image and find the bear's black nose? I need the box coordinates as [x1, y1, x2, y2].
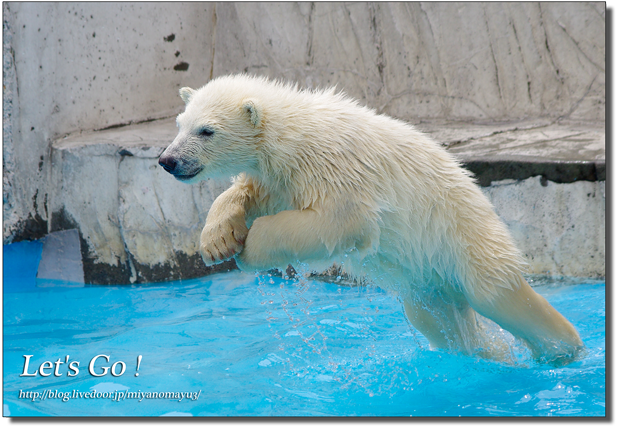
[159, 154, 177, 174]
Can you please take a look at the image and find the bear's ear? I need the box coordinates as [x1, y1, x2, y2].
[242, 98, 262, 128]
[179, 87, 195, 105]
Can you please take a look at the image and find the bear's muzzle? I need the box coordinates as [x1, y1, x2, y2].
[158, 152, 203, 181]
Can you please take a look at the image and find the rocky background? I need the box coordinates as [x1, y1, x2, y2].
[3, 2, 605, 282]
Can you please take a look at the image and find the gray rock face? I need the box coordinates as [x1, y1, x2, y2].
[211, 2, 605, 122]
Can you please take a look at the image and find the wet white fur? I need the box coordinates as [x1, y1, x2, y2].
[164, 74, 583, 363]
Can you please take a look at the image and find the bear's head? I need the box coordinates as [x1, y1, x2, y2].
[159, 79, 263, 183]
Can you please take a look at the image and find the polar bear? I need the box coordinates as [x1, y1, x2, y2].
[159, 74, 583, 365]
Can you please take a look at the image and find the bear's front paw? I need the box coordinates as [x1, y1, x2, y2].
[200, 219, 248, 266]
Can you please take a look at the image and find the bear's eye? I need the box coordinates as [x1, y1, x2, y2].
[199, 128, 214, 138]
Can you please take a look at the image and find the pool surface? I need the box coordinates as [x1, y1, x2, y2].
[3, 259, 605, 417]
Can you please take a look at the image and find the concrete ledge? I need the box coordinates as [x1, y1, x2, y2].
[421, 119, 605, 186]
[49, 118, 605, 284]
[460, 159, 604, 188]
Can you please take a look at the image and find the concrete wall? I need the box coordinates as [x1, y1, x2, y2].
[3, 2, 605, 244]
[2, 2, 605, 281]
[484, 177, 605, 278]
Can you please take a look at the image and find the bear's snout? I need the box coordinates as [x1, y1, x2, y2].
[158, 153, 178, 174]
[158, 150, 203, 182]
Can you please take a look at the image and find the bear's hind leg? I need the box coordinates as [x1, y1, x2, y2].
[463, 275, 584, 365]
[402, 290, 496, 357]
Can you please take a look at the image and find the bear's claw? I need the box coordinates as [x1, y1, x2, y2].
[200, 216, 248, 266]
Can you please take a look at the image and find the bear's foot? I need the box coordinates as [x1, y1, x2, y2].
[200, 216, 248, 266]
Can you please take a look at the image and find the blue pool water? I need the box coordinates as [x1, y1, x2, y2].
[3, 253, 605, 417]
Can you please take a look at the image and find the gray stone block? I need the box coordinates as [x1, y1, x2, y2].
[36, 229, 84, 285]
